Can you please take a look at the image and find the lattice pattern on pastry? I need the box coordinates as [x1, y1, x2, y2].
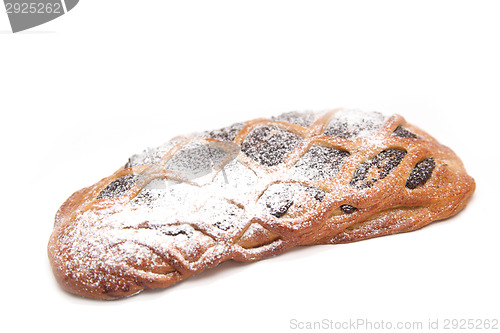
[49, 108, 474, 299]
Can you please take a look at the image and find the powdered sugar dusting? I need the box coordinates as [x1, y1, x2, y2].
[55, 108, 441, 298]
[323, 109, 386, 139]
[241, 126, 303, 167]
[164, 142, 230, 182]
[197, 122, 246, 142]
[197, 197, 244, 231]
[125, 139, 184, 168]
[271, 111, 317, 127]
[212, 160, 258, 196]
[291, 145, 350, 181]
[258, 183, 325, 218]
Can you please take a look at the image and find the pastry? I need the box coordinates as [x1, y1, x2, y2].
[48, 109, 475, 299]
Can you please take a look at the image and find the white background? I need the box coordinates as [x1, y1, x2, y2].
[1, 1, 499, 332]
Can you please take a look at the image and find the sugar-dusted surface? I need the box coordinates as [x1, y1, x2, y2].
[48, 108, 475, 299]
[240, 125, 303, 167]
[323, 109, 387, 139]
[292, 146, 350, 181]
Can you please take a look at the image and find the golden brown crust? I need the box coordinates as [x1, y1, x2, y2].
[48, 109, 475, 299]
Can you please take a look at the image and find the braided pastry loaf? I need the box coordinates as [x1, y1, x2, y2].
[48, 109, 475, 299]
